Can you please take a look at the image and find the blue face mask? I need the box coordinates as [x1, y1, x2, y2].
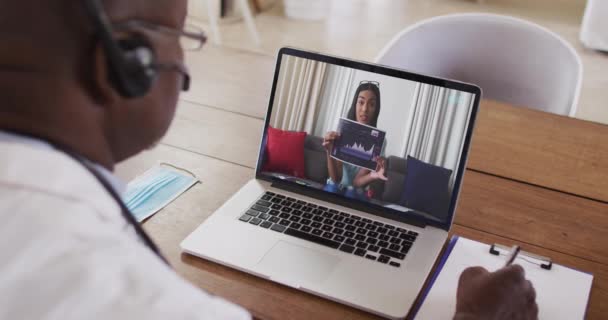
[122, 164, 199, 222]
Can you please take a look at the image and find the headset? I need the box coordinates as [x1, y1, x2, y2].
[83, 0, 157, 98]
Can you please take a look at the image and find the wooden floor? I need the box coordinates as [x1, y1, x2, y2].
[115, 45, 608, 319]
[187, 0, 608, 126]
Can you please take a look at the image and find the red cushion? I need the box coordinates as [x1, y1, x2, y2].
[263, 126, 307, 179]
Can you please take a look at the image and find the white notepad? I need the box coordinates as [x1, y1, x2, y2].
[414, 236, 594, 320]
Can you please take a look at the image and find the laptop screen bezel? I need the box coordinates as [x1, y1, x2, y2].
[255, 47, 481, 231]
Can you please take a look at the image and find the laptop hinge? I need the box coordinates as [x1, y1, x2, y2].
[270, 180, 427, 228]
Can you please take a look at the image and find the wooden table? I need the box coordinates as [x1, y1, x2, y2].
[116, 45, 608, 319]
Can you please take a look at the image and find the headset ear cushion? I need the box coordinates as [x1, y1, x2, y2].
[115, 36, 157, 97]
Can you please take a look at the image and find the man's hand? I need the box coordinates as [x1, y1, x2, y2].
[454, 265, 538, 320]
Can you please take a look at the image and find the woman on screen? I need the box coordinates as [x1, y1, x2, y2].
[322, 81, 387, 200]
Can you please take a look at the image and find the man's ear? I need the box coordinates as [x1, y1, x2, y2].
[91, 43, 120, 104]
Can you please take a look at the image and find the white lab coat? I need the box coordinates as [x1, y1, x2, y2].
[0, 138, 250, 320]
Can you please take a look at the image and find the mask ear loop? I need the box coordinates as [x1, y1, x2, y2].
[159, 162, 201, 183]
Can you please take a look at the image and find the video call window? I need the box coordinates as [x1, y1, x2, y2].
[260, 55, 475, 223]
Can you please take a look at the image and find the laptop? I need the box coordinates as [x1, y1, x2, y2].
[181, 47, 481, 319]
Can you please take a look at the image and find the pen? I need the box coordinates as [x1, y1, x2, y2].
[504, 245, 521, 267]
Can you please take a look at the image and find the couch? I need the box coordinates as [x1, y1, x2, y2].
[303, 135, 406, 202]
[303, 135, 453, 221]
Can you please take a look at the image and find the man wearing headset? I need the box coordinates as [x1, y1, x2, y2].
[0, 1, 537, 319]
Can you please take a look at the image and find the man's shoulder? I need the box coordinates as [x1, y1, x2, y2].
[0, 141, 121, 219]
[0, 186, 251, 320]
[0, 184, 125, 249]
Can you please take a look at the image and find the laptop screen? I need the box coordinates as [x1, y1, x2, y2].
[257, 48, 479, 229]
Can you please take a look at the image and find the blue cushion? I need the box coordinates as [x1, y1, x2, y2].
[399, 156, 452, 220]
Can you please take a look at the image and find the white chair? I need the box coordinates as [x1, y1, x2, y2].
[206, 0, 261, 45]
[375, 13, 582, 117]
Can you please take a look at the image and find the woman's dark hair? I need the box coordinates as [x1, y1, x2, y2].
[346, 82, 381, 127]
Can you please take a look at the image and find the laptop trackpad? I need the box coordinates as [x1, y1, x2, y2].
[257, 241, 340, 287]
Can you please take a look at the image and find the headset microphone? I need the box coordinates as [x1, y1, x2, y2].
[83, 0, 157, 98]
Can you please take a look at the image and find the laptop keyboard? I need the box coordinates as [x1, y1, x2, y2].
[238, 191, 419, 268]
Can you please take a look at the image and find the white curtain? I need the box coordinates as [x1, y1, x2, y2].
[401, 83, 474, 174]
[271, 56, 327, 132]
[312, 65, 354, 137]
